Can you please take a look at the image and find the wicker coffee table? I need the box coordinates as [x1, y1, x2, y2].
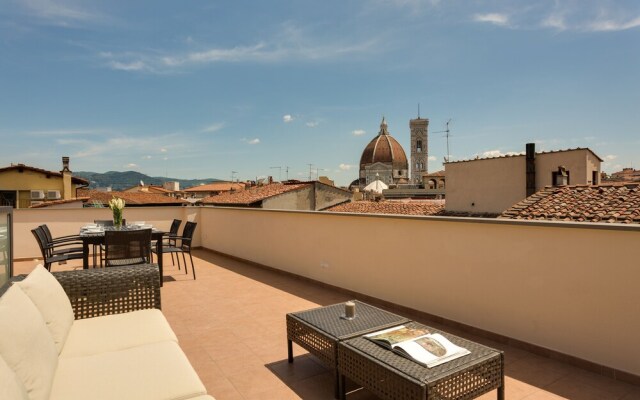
[287, 300, 410, 398]
[338, 321, 505, 400]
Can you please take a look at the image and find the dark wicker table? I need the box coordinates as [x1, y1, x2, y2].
[338, 321, 504, 400]
[287, 300, 410, 398]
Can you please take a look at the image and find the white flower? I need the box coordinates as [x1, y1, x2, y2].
[108, 197, 125, 211]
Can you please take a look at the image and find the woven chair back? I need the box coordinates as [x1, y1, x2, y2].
[104, 229, 151, 267]
[180, 222, 197, 249]
[169, 219, 182, 236]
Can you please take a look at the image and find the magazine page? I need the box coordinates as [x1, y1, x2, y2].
[394, 333, 470, 368]
[365, 325, 431, 347]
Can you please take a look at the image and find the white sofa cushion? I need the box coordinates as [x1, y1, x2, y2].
[51, 341, 207, 400]
[18, 265, 74, 353]
[0, 285, 58, 400]
[0, 355, 29, 400]
[61, 309, 178, 358]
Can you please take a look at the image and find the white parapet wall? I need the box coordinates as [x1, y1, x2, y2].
[199, 206, 640, 377]
[13, 207, 201, 259]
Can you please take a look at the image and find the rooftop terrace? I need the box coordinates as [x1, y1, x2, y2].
[13, 250, 640, 400]
[9, 205, 640, 399]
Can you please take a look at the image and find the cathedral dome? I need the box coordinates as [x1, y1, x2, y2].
[359, 117, 408, 168]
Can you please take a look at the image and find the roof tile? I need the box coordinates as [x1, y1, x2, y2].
[500, 183, 640, 224]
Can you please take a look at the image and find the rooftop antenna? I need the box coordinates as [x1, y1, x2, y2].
[418, 103, 420, 119]
[307, 164, 314, 181]
[270, 166, 282, 181]
[285, 166, 289, 180]
[432, 119, 452, 162]
[231, 171, 238, 182]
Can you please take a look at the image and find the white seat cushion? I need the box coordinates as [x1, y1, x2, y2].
[61, 309, 178, 358]
[18, 264, 75, 354]
[0, 355, 29, 400]
[186, 396, 216, 400]
[51, 341, 207, 400]
[0, 285, 58, 400]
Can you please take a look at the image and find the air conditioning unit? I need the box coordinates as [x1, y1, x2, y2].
[31, 190, 45, 200]
[47, 190, 61, 200]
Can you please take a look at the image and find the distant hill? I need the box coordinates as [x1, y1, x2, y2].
[75, 171, 221, 191]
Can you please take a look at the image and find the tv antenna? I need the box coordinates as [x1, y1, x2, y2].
[231, 171, 238, 182]
[307, 164, 314, 181]
[432, 119, 452, 162]
[285, 166, 289, 180]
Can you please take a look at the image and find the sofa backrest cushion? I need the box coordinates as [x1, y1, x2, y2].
[18, 265, 75, 353]
[0, 354, 29, 400]
[0, 285, 58, 400]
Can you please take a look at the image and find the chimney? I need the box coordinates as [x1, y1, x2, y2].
[268, 176, 273, 184]
[526, 143, 536, 197]
[61, 156, 72, 200]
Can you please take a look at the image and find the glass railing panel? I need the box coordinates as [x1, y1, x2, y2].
[0, 207, 13, 286]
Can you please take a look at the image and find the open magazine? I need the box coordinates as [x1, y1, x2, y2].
[365, 325, 470, 368]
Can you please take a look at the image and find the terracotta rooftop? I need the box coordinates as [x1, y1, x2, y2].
[78, 189, 188, 206]
[500, 183, 640, 224]
[423, 170, 445, 177]
[184, 182, 246, 192]
[444, 147, 603, 164]
[201, 183, 306, 205]
[29, 197, 90, 208]
[326, 200, 445, 216]
[0, 164, 89, 185]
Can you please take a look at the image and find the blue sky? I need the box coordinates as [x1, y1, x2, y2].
[1, 0, 639, 186]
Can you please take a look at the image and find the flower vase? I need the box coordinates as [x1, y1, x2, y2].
[113, 210, 123, 229]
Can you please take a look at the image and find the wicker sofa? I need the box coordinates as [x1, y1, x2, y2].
[0, 264, 215, 400]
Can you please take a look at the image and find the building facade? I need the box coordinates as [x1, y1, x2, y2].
[0, 157, 88, 209]
[359, 118, 409, 188]
[410, 117, 429, 184]
[445, 145, 602, 214]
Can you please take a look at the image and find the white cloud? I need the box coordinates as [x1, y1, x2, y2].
[542, 14, 567, 30]
[603, 154, 618, 161]
[283, 115, 294, 123]
[428, 155, 437, 161]
[25, 128, 104, 136]
[352, 129, 366, 136]
[124, 163, 138, 169]
[306, 121, 319, 128]
[588, 16, 640, 32]
[108, 61, 147, 72]
[100, 24, 379, 73]
[473, 13, 509, 26]
[20, 0, 95, 24]
[339, 163, 354, 171]
[201, 122, 225, 133]
[160, 148, 168, 153]
[479, 150, 523, 158]
[246, 138, 260, 145]
[143, 155, 152, 160]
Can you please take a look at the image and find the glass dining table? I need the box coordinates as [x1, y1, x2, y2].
[79, 224, 167, 286]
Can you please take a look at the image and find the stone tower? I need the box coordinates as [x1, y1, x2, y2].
[410, 116, 429, 184]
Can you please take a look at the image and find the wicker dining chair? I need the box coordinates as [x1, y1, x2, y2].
[151, 221, 197, 279]
[104, 229, 152, 268]
[31, 226, 83, 271]
[166, 219, 182, 268]
[93, 219, 127, 267]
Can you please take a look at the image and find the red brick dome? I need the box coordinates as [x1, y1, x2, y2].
[359, 117, 408, 168]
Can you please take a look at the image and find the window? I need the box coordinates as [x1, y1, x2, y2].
[416, 140, 422, 152]
[552, 168, 570, 186]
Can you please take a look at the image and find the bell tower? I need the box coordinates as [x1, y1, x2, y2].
[410, 115, 429, 184]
